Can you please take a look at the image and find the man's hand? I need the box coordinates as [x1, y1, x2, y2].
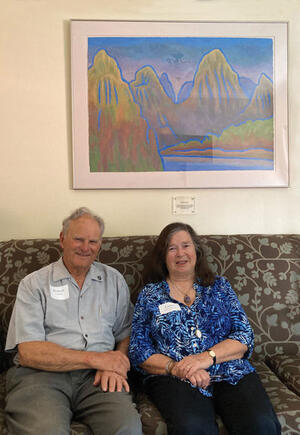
[88, 350, 130, 378]
[94, 370, 130, 392]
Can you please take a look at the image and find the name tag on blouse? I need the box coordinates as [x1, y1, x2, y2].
[50, 285, 69, 300]
[159, 302, 181, 315]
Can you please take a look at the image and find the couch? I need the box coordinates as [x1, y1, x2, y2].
[0, 234, 300, 434]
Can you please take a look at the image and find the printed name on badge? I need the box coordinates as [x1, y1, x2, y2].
[159, 302, 181, 315]
[50, 285, 69, 300]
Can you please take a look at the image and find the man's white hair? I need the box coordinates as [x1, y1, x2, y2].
[62, 207, 105, 236]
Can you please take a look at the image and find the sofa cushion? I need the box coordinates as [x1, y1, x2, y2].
[265, 354, 300, 397]
[252, 360, 300, 433]
[70, 422, 92, 435]
[135, 391, 167, 435]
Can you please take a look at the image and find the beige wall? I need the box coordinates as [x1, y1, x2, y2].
[1, 0, 300, 239]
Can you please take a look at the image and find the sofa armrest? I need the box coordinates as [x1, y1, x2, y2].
[265, 354, 300, 397]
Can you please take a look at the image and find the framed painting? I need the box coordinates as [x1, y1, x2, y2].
[70, 20, 288, 189]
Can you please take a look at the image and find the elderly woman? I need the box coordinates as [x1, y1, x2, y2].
[129, 223, 280, 435]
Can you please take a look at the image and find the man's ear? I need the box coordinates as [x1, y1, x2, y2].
[59, 231, 64, 249]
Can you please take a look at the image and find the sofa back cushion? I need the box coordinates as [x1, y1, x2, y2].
[200, 235, 300, 359]
[0, 235, 299, 362]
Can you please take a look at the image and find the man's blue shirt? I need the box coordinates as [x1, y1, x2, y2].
[129, 276, 255, 397]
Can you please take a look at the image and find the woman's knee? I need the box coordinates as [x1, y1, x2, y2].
[167, 413, 219, 435]
[227, 411, 281, 435]
[250, 412, 281, 435]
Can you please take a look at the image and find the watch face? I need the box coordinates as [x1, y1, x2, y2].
[208, 350, 216, 365]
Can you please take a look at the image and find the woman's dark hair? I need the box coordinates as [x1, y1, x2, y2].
[142, 222, 215, 287]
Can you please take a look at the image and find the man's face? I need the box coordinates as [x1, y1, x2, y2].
[59, 215, 102, 275]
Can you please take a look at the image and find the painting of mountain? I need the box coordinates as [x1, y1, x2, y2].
[88, 36, 274, 172]
[88, 50, 162, 172]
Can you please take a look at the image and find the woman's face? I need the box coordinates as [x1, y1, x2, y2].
[165, 230, 197, 279]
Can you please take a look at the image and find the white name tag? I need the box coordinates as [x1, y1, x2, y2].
[159, 302, 181, 315]
[50, 285, 69, 300]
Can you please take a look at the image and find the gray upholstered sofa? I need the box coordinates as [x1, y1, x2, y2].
[0, 235, 300, 434]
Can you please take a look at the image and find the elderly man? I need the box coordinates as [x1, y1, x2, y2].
[5, 207, 142, 435]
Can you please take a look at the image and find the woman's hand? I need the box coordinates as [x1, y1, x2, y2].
[171, 362, 210, 389]
[173, 353, 211, 378]
[186, 369, 211, 389]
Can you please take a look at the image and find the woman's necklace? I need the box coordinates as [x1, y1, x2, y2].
[169, 280, 202, 338]
[170, 279, 195, 305]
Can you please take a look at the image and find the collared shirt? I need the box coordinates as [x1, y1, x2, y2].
[129, 276, 255, 397]
[6, 258, 133, 358]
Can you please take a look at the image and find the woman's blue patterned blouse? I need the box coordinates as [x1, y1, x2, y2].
[129, 276, 255, 397]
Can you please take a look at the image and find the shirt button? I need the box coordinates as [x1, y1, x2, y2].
[195, 329, 202, 339]
[81, 316, 84, 320]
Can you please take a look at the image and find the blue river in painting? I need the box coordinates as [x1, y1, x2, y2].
[162, 156, 274, 171]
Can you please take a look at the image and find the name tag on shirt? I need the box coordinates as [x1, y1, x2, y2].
[159, 302, 181, 315]
[50, 284, 69, 300]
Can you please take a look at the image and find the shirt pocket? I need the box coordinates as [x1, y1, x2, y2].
[44, 297, 76, 332]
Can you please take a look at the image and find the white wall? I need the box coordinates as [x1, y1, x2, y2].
[1, 0, 300, 239]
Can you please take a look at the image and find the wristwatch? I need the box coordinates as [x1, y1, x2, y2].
[207, 349, 216, 365]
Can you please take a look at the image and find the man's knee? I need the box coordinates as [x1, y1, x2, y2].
[106, 398, 142, 435]
[117, 407, 142, 435]
[6, 402, 71, 435]
[80, 391, 142, 435]
[5, 369, 72, 435]
[6, 396, 72, 435]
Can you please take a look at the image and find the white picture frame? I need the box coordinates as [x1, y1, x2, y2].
[71, 20, 288, 189]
